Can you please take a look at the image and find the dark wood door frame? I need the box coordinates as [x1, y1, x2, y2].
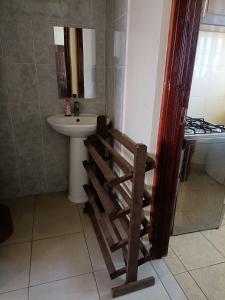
[150, 0, 203, 259]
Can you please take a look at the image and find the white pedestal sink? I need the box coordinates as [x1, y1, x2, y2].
[47, 114, 102, 204]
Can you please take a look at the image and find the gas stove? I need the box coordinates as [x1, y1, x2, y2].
[185, 117, 225, 136]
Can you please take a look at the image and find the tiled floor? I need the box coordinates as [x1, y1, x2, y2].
[0, 192, 225, 299]
[167, 218, 225, 300]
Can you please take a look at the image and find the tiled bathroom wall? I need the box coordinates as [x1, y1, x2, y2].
[105, 0, 128, 130]
[188, 30, 225, 124]
[0, 0, 106, 199]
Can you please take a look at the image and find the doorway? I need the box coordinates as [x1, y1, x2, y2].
[150, 0, 203, 258]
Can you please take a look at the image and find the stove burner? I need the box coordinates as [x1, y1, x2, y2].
[185, 117, 225, 135]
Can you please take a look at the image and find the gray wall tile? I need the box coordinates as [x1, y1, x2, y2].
[37, 64, 58, 98]
[0, 36, 3, 58]
[7, 63, 38, 103]
[0, 0, 106, 199]
[29, 0, 63, 19]
[32, 20, 55, 64]
[105, 0, 128, 130]
[96, 65, 106, 102]
[62, 0, 92, 25]
[0, 103, 13, 143]
[106, 21, 114, 67]
[10, 101, 42, 142]
[0, 141, 21, 199]
[114, 0, 128, 20]
[105, 67, 114, 118]
[0, 19, 34, 63]
[114, 16, 127, 67]
[16, 137, 46, 195]
[0, 58, 9, 101]
[92, 0, 106, 27]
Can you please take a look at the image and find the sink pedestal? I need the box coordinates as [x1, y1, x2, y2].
[68, 138, 88, 203]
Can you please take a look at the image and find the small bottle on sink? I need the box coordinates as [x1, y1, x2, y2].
[64, 98, 72, 116]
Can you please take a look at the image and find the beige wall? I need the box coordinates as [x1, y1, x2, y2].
[188, 30, 225, 124]
[123, 0, 172, 154]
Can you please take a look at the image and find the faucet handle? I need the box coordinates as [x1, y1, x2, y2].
[73, 101, 80, 116]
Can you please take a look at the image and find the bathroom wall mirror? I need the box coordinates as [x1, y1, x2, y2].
[53, 26, 96, 99]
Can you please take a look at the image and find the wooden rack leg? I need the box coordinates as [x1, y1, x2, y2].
[126, 144, 148, 283]
[112, 276, 155, 298]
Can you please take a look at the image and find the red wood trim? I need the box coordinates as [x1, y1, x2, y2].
[76, 28, 84, 98]
[150, 0, 203, 258]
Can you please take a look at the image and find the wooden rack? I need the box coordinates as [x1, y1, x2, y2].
[83, 116, 155, 298]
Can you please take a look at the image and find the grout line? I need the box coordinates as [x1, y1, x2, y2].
[164, 253, 188, 275]
[174, 274, 194, 300]
[200, 231, 225, 259]
[169, 249, 209, 298]
[187, 271, 209, 300]
[32, 230, 84, 243]
[82, 224, 102, 299]
[0, 231, 83, 248]
[175, 271, 209, 300]
[0, 271, 96, 296]
[151, 262, 173, 300]
[28, 196, 36, 300]
[169, 235, 225, 273]
[0, 288, 28, 296]
[28, 271, 96, 289]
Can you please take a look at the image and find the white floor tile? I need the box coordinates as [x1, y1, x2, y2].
[29, 273, 99, 300]
[95, 263, 170, 300]
[164, 255, 186, 275]
[152, 259, 187, 300]
[175, 272, 207, 300]
[34, 192, 72, 210]
[202, 226, 225, 257]
[77, 205, 93, 231]
[190, 262, 225, 300]
[2, 197, 33, 245]
[0, 243, 31, 293]
[167, 246, 175, 256]
[0, 289, 28, 300]
[170, 232, 225, 270]
[30, 233, 92, 285]
[33, 204, 82, 240]
[84, 230, 124, 271]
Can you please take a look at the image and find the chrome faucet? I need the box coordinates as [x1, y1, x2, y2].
[74, 101, 80, 116]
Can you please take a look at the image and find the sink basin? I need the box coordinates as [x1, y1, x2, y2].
[47, 114, 98, 138]
[47, 113, 109, 204]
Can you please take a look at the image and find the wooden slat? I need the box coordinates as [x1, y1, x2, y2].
[84, 184, 130, 253]
[110, 207, 130, 220]
[83, 161, 118, 217]
[108, 172, 133, 187]
[85, 138, 133, 206]
[87, 205, 116, 277]
[109, 129, 136, 153]
[109, 129, 155, 171]
[97, 134, 133, 173]
[109, 191, 151, 236]
[110, 220, 128, 259]
[84, 140, 115, 182]
[83, 185, 116, 250]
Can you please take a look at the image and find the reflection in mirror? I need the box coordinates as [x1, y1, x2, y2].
[53, 26, 96, 99]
